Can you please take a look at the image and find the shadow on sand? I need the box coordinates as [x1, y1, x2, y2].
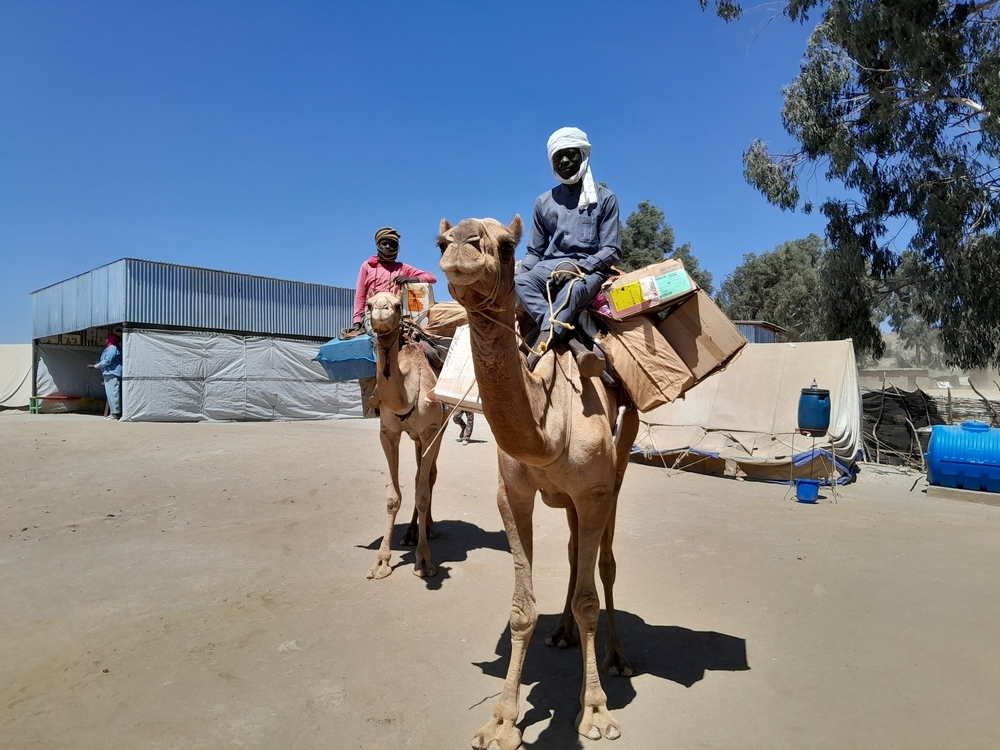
[358, 518, 509, 589]
[471, 610, 749, 749]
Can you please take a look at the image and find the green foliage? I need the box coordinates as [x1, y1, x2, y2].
[701, 0, 1000, 368]
[619, 200, 714, 294]
[715, 234, 826, 341]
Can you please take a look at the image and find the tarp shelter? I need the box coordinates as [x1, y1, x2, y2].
[0, 344, 33, 408]
[29, 258, 360, 421]
[123, 329, 362, 421]
[633, 340, 863, 483]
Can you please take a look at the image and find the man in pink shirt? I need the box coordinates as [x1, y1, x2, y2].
[344, 226, 438, 339]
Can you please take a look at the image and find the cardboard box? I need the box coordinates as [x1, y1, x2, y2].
[657, 289, 747, 381]
[597, 315, 694, 412]
[431, 325, 483, 413]
[402, 282, 435, 325]
[605, 259, 697, 320]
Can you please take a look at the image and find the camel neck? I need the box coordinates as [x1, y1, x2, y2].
[375, 330, 413, 414]
[465, 306, 557, 464]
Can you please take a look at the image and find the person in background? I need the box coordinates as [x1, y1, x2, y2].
[452, 409, 474, 445]
[514, 126, 621, 377]
[87, 333, 123, 420]
[343, 226, 438, 343]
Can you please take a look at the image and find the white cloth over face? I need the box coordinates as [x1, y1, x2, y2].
[546, 126, 598, 210]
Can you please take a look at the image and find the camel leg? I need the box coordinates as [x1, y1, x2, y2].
[601, 407, 639, 676]
[402, 441, 437, 545]
[472, 481, 536, 750]
[546, 504, 579, 649]
[573, 497, 621, 742]
[367, 424, 403, 580]
[410, 433, 440, 578]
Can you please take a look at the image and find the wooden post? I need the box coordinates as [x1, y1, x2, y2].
[948, 387, 953, 425]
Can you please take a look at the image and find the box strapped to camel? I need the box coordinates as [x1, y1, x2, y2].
[432, 260, 748, 415]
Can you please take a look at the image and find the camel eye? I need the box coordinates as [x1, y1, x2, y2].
[436, 238, 449, 254]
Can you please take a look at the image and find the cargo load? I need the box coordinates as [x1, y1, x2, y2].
[401, 282, 435, 326]
[657, 289, 747, 381]
[602, 258, 697, 321]
[314, 336, 377, 382]
[596, 315, 694, 412]
[422, 301, 468, 338]
[431, 325, 483, 413]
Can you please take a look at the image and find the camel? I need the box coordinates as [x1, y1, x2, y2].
[438, 216, 640, 749]
[365, 291, 445, 580]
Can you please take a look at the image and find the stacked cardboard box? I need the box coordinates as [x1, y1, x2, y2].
[595, 262, 747, 411]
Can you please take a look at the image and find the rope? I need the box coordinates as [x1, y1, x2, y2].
[527, 261, 587, 357]
[421, 375, 480, 459]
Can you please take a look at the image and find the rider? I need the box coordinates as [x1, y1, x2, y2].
[344, 226, 438, 343]
[514, 127, 620, 377]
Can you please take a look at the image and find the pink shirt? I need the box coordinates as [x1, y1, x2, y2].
[353, 256, 438, 323]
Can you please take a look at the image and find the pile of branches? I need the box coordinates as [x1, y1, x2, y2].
[863, 385, 1000, 469]
[862, 387, 943, 468]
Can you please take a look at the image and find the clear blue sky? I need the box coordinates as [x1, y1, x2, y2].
[0, 0, 828, 343]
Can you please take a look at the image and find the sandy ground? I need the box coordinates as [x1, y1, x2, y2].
[2, 410, 999, 750]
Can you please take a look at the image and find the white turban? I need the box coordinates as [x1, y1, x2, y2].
[546, 126, 598, 210]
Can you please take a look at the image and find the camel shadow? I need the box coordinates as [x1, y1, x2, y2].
[472, 610, 749, 749]
[359, 518, 509, 590]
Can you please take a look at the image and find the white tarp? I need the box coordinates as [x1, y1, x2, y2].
[0, 344, 33, 408]
[635, 340, 863, 481]
[36, 345, 106, 398]
[122, 328, 362, 422]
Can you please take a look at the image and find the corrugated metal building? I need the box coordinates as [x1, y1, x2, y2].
[731, 320, 788, 344]
[29, 259, 362, 421]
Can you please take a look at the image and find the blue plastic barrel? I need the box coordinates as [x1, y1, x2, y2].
[798, 388, 831, 437]
[926, 421, 1000, 493]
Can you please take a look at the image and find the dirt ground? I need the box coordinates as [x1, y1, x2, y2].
[2, 411, 999, 750]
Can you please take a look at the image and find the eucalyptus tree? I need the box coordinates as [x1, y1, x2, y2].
[700, 0, 1000, 367]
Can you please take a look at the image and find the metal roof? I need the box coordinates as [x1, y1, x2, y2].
[31, 258, 354, 340]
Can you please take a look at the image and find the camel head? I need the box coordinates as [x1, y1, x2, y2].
[367, 291, 403, 336]
[437, 216, 523, 311]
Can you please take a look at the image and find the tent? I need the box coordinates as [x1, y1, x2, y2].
[122, 328, 362, 421]
[0, 344, 33, 409]
[633, 340, 863, 483]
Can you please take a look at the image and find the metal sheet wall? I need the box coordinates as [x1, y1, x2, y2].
[32, 261, 128, 339]
[32, 258, 354, 340]
[736, 324, 779, 344]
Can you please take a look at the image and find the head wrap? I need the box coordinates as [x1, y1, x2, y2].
[374, 226, 400, 263]
[546, 127, 598, 210]
[106, 333, 120, 347]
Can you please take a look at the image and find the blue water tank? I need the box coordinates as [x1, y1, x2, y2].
[798, 387, 831, 437]
[926, 421, 1000, 493]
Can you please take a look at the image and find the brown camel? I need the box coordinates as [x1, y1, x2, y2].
[365, 291, 445, 580]
[438, 216, 640, 749]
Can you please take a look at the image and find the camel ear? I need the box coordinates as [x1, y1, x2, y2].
[439, 218, 453, 234]
[498, 215, 523, 262]
[506, 215, 523, 245]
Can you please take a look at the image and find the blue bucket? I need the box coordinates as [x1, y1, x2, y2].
[795, 479, 820, 503]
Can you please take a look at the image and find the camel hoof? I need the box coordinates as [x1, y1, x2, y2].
[400, 531, 418, 546]
[366, 559, 392, 579]
[413, 561, 437, 578]
[472, 718, 521, 750]
[601, 652, 632, 677]
[577, 706, 621, 743]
